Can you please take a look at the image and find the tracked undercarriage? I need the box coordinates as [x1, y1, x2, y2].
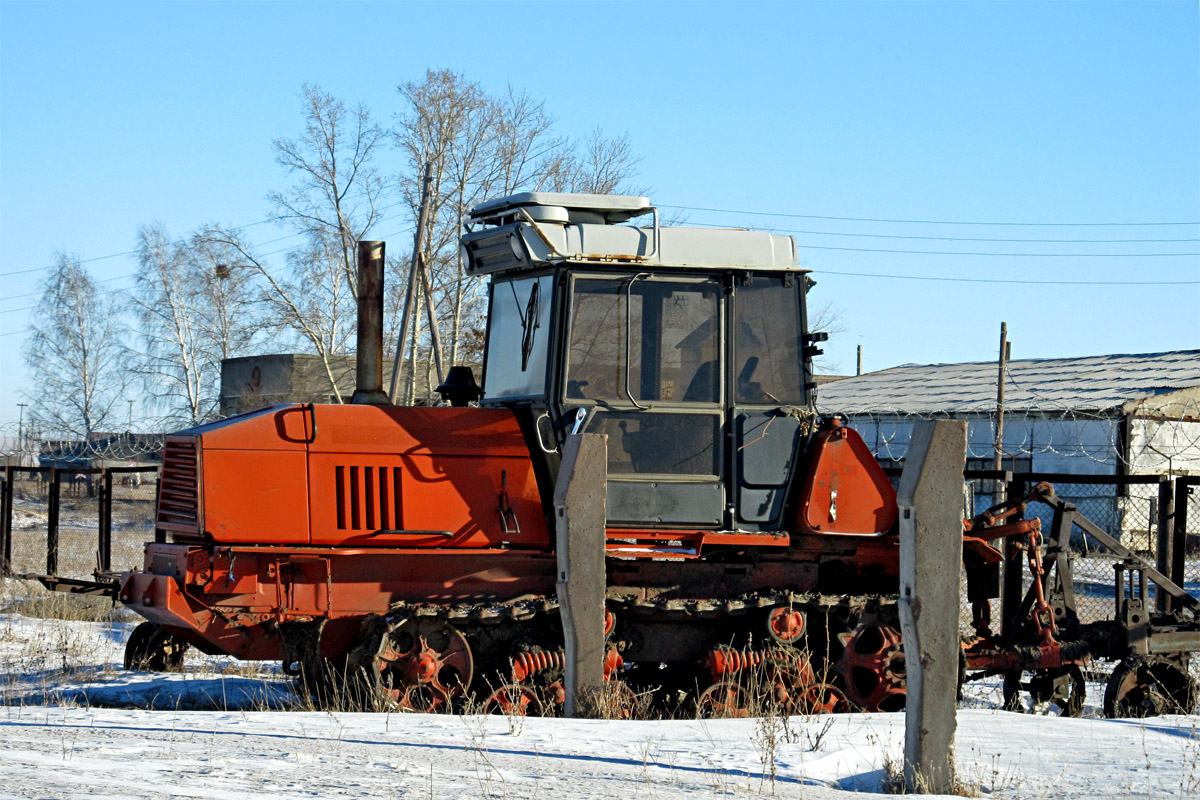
[272, 589, 908, 718]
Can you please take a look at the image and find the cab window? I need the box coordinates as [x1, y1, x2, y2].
[734, 279, 805, 404]
[566, 277, 721, 404]
[483, 274, 553, 399]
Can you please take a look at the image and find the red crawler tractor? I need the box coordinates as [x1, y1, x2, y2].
[116, 193, 1200, 718]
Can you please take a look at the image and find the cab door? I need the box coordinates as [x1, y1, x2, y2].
[562, 274, 725, 528]
[729, 275, 811, 532]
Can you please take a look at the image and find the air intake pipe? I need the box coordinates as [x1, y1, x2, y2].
[351, 240, 391, 405]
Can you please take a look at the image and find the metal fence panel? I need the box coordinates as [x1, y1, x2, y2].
[107, 470, 157, 573]
[0, 466, 158, 580]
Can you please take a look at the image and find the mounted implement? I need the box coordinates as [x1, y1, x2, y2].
[962, 482, 1199, 716]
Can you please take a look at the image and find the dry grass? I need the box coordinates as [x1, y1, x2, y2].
[0, 576, 132, 622]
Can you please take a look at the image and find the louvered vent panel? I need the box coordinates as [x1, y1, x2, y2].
[335, 465, 401, 531]
[158, 438, 201, 535]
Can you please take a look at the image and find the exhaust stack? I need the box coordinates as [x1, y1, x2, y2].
[351, 240, 391, 405]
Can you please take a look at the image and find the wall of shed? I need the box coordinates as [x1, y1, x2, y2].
[1128, 418, 1200, 475]
[219, 355, 360, 417]
[1124, 386, 1200, 419]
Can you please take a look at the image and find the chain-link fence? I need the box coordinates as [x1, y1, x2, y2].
[105, 468, 160, 574]
[0, 466, 158, 581]
[1179, 476, 1200, 598]
[887, 468, 1200, 634]
[1034, 475, 1167, 626]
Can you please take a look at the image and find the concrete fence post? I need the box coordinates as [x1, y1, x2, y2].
[897, 419, 967, 794]
[1156, 477, 1175, 613]
[553, 433, 607, 718]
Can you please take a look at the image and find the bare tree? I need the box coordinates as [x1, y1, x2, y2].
[269, 83, 388, 293]
[808, 299, 847, 374]
[131, 224, 208, 425]
[187, 230, 264, 369]
[554, 126, 642, 195]
[394, 70, 496, 390]
[206, 84, 385, 402]
[198, 225, 356, 403]
[131, 224, 263, 425]
[392, 70, 643, 398]
[23, 253, 129, 439]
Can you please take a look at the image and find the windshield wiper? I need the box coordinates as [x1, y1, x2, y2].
[520, 281, 540, 370]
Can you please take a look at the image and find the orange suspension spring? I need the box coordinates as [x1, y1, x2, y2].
[512, 650, 565, 682]
[706, 647, 804, 680]
[511, 647, 624, 682]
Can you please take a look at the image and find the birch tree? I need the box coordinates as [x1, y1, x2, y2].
[202, 84, 386, 402]
[197, 224, 356, 403]
[131, 224, 262, 425]
[269, 83, 388, 296]
[187, 231, 264, 371]
[392, 70, 642, 397]
[24, 253, 129, 439]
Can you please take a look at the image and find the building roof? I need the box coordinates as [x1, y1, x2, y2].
[815, 350, 1200, 415]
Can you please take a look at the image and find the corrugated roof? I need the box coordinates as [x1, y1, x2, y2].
[815, 350, 1200, 415]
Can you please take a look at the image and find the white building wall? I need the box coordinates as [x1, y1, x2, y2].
[1126, 418, 1200, 542]
[1128, 418, 1200, 475]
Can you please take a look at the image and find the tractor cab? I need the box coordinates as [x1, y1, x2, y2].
[461, 193, 826, 534]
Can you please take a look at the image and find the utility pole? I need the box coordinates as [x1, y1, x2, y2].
[17, 403, 27, 448]
[857, 345, 863, 376]
[390, 161, 436, 404]
[127, 400, 134, 431]
[992, 322, 1009, 506]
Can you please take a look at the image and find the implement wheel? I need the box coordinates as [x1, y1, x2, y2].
[123, 622, 189, 672]
[696, 680, 752, 718]
[796, 683, 853, 715]
[1104, 656, 1198, 718]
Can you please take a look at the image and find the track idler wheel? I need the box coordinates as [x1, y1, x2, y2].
[485, 684, 543, 717]
[796, 683, 853, 715]
[1104, 656, 1199, 718]
[124, 622, 189, 672]
[368, 618, 473, 712]
[836, 623, 906, 712]
[696, 680, 751, 718]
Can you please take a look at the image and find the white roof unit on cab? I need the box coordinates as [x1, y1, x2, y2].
[469, 192, 653, 225]
[461, 192, 801, 275]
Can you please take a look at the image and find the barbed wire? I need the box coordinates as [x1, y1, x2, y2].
[837, 397, 1200, 473]
[0, 396, 1196, 474]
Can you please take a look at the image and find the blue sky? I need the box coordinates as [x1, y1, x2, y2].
[1, 1, 1197, 428]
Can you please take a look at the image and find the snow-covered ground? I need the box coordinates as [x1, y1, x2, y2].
[1, 610, 1198, 799]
